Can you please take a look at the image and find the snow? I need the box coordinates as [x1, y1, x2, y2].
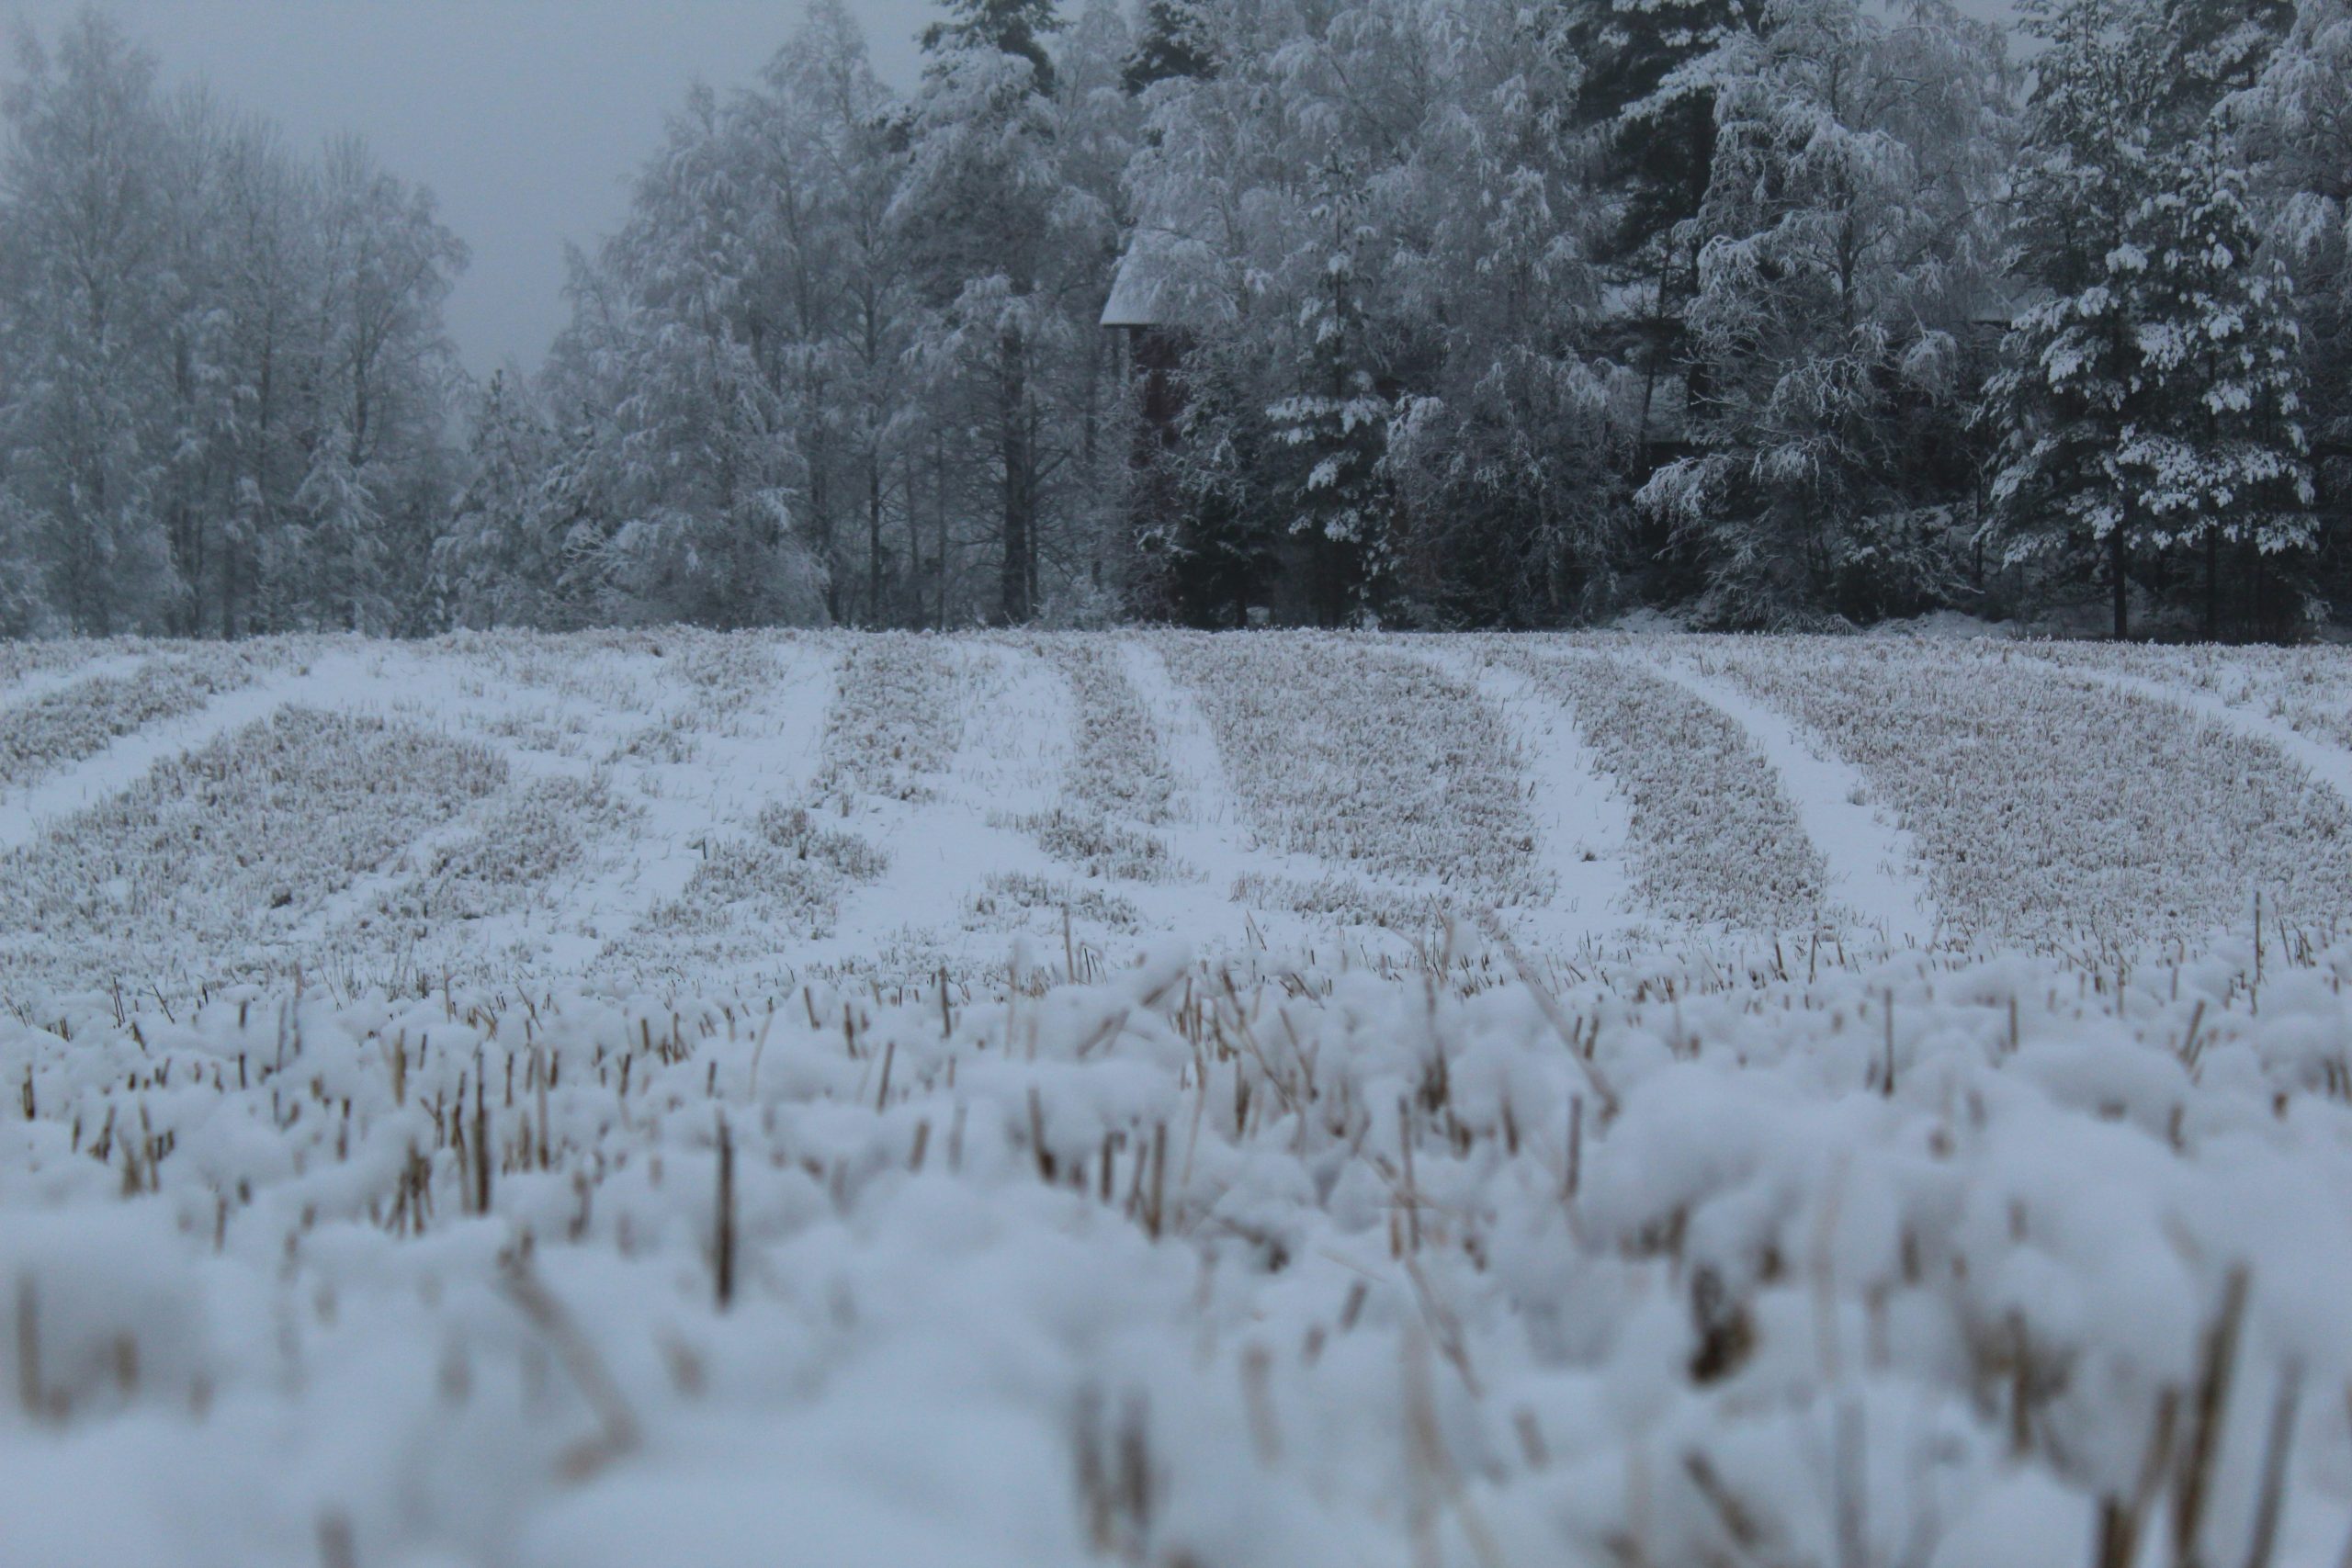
[6, 627, 2352, 1565]
[1460, 655, 1636, 953]
[0, 643, 357, 853]
[1645, 648, 1938, 949]
[2047, 660, 2352, 809]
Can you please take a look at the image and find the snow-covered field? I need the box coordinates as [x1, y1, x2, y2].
[6, 629, 2352, 1564]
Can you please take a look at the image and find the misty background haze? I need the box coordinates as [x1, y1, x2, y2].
[5, 0, 2011, 377]
[4, 1, 937, 374]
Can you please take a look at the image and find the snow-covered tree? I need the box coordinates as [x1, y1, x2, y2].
[1984, 0, 2313, 637]
[1120, 0, 1622, 626]
[0, 14, 467, 638]
[923, 0, 1065, 92]
[757, 0, 920, 625]
[2233, 0, 2352, 609]
[434, 369, 563, 628]
[0, 14, 179, 634]
[896, 2, 1114, 624]
[1558, 0, 1766, 465]
[1122, 0, 1218, 93]
[1637, 0, 2013, 626]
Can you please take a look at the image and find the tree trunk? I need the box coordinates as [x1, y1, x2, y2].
[2204, 530, 2219, 642]
[2111, 529, 2130, 640]
[999, 329, 1033, 624]
[810, 445, 838, 625]
[933, 431, 950, 630]
[866, 448, 884, 628]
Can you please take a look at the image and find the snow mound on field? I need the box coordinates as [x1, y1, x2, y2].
[5, 933, 2350, 1565]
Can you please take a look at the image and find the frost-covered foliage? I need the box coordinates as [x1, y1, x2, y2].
[0, 645, 281, 791]
[1716, 637, 2352, 951]
[7, 935, 2352, 1564]
[1984, 0, 2314, 638]
[893, 23, 1127, 626]
[1636, 0, 2012, 628]
[1493, 644, 1826, 928]
[533, 79, 830, 632]
[1164, 634, 1544, 903]
[2234, 0, 2352, 577]
[0, 708, 506, 999]
[1122, 0, 1623, 626]
[0, 17, 463, 638]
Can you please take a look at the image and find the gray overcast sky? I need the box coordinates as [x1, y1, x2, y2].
[6, 0, 2014, 380]
[6, 0, 934, 377]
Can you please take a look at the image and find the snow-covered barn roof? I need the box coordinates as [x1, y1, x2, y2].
[1101, 239, 1174, 329]
[1101, 264, 1168, 329]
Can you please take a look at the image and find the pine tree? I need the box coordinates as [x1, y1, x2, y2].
[1985, 0, 2313, 637]
[922, 0, 1063, 92]
[1123, 0, 1216, 94]
[2114, 134, 2314, 632]
[1557, 0, 1767, 469]
[2154, 0, 2293, 124]
[899, 1, 1098, 624]
[1638, 0, 2011, 627]
[435, 370, 561, 628]
[2233, 0, 2352, 620]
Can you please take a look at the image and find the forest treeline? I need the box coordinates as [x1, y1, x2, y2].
[0, 0, 2346, 638]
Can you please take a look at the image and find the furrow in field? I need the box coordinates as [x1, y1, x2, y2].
[1114, 635, 1385, 956]
[1711, 639, 2352, 953]
[1155, 633, 1547, 958]
[0, 642, 301, 803]
[1640, 648, 1935, 949]
[1464, 655, 1639, 954]
[0, 647, 147, 716]
[2045, 660, 2352, 807]
[313, 634, 837, 991]
[802, 637, 1073, 991]
[0, 705, 507, 1001]
[0, 646, 366, 853]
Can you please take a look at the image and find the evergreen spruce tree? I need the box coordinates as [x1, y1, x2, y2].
[435, 371, 561, 628]
[1123, 0, 1216, 94]
[923, 0, 1063, 91]
[1985, 0, 2312, 637]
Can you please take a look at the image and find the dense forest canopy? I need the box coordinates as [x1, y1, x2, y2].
[1, 0, 2347, 639]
